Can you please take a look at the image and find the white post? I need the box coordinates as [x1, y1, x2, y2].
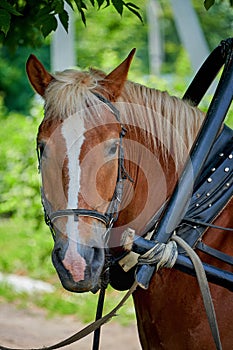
[147, 0, 163, 75]
[51, 4, 76, 72]
[169, 0, 209, 73]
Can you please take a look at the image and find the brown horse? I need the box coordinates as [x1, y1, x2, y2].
[26, 51, 233, 349]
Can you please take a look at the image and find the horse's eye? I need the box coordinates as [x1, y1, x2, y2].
[37, 141, 47, 159]
[108, 142, 119, 156]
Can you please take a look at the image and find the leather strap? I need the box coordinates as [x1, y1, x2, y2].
[50, 208, 109, 226]
[172, 234, 222, 350]
[196, 241, 233, 266]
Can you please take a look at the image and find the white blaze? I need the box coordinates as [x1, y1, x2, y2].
[61, 115, 86, 210]
[61, 115, 86, 281]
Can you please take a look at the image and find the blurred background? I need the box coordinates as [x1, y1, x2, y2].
[0, 0, 232, 325]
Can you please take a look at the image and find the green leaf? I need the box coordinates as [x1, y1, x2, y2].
[41, 14, 58, 37]
[59, 9, 69, 32]
[204, 0, 215, 10]
[51, 0, 64, 13]
[89, 0, 95, 6]
[0, 9, 11, 35]
[74, 0, 87, 23]
[124, 2, 142, 22]
[74, 0, 82, 10]
[37, 7, 52, 22]
[0, 0, 21, 16]
[111, 0, 123, 15]
[125, 2, 140, 10]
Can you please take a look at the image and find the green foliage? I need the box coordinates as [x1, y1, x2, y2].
[0, 44, 50, 113]
[0, 102, 43, 222]
[74, 3, 147, 76]
[0, 218, 53, 280]
[0, 0, 21, 35]
[159, 0, 233, 74]
[0, 0, 69, 51]
[0, 271, 135, 324]
[0, 0, 142, 51]
[193, 0, 233, 50]
[0, 0, 232, 51]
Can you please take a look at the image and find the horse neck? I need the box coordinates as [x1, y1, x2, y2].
[115, 82, 204, 235]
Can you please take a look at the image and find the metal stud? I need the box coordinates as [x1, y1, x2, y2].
[211, 167, 216, 172]
[206, 192, 210, 197]
[196, 203, 200, 207]
[207, 178, 212, 183]
[209, 204, 212, 207]
[226, 183, 230, 187]
[224, 167, 230, 172]
[229, 154, 233, 159]
[219, 153, 224, 157]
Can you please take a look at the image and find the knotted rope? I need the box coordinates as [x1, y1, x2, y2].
[138, 240, 178, 271]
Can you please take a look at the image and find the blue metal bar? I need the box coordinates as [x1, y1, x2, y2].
[132, 235, 233, 292]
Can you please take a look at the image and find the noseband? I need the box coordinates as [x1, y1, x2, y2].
[38, 92, 131, 239]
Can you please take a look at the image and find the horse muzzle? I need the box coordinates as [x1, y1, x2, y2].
[52, 240, 105, 293]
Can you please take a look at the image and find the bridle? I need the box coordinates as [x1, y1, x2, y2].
[37, 92, 132, 242]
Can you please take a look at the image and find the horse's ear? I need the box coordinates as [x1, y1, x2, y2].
[101, 48, 136, 101]
[26, 54, 53, 97]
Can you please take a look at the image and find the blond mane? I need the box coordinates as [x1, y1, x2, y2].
[44, 68, 204, 168]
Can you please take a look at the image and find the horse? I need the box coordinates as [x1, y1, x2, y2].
[26, 50, 233, 349]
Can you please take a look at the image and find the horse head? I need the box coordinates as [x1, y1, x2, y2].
[26, 50, 135, 293]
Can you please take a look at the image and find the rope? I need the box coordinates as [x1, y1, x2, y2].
[138, 240, 178, 271]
